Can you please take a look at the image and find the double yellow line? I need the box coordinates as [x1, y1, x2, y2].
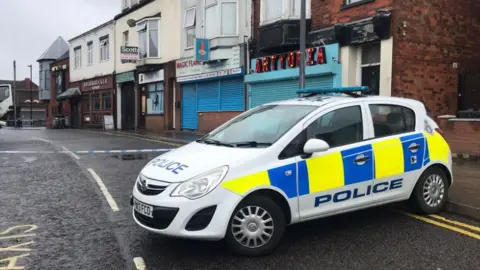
[397, 210, 480, 240]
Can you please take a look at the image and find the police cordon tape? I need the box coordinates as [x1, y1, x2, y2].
[0, 149, 173, 154]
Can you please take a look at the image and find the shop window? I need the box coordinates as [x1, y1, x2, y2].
[184, 6, 196, 49]
[137, 19, 159, 58]
[369, 104, 415, 138]
[100, 36, 109, 61]
[92, 93, 100, 111]
[87, 42, 93, 65]
[82, 94, 90, 112]
[146, 82, 164, 114]
[360, 42, 380, 95]
[102, 92, 112, 110]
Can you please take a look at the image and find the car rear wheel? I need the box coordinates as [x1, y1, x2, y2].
[410, 166, 449, 214]
[225, 195, 286, 257]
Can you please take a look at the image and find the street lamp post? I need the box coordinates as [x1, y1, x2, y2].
[299, 0, 306, 89]
[27, 64, 32, 122]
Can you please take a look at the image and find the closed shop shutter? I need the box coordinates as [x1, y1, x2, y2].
[248, 76, 334, 109]
[181, 83, 198, 130]
[220, 77, 244, 111]
[197, 80, 219, 112]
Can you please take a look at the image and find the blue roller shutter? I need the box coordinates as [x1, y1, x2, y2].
[197, 80, 219, 112]
[220, 77, 244, 111]
[248, 75, 334, 109]
[181, 83, 198, 130]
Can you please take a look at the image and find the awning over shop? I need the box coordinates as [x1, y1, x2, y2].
[57, 88, 81, 100]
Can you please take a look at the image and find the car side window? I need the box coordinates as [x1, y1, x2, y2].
[306, 106, 364, 148]
[369, 104, 415, 138]
[279, 105, 364, 159]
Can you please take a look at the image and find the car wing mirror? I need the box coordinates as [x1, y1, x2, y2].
[303, 138, 330, 155]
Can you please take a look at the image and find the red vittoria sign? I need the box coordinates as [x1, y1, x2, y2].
[254, 46, 327, 73]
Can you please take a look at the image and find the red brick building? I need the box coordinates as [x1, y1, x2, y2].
[47, 51, 71, 128]
[250, 0, 480, 155]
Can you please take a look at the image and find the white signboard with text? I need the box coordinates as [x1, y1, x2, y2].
[175, 46, 241, 79]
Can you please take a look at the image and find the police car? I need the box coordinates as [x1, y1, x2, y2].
[131, 86, 452, 257]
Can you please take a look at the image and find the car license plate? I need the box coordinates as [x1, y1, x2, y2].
[133, 199, 153, 218]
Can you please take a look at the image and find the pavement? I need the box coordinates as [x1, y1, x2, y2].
[1, 128, 479, 270]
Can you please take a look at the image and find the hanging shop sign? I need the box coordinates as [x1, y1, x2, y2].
[120, 46, 139, 63]
[253, 46, 327, 74]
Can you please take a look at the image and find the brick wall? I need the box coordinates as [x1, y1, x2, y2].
[438, 119, 480, 155]
[145, 115, 166, 132]
[311, 0, 392, 29]
[47, 58, 70, 128]
[198, 111, 242, 133]
[391, 0, 480, 117]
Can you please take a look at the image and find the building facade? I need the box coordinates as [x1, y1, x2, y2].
[114, 0, 182, 131]
[248, 0, 480, 155]
[46, 52, 72, 128]
[69, 20, 116, 128]
[174, 0, 251, 132]
[37, 36, 69, 122]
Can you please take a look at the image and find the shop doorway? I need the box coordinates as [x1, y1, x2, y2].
[70, 99, 80, 128]
[121, 82, 136, 130]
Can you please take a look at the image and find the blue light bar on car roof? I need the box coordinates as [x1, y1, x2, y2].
[296, 86, 369, 95]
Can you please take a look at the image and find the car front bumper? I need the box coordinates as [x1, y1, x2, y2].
[131, 182, 242, 241]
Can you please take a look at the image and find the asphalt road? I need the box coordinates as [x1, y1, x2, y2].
[1, 128, 479, 270]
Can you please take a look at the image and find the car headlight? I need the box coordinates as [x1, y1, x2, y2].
[170, 165, 229, 200]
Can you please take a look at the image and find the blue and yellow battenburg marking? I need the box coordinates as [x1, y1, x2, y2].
[221, 131, 450, 199]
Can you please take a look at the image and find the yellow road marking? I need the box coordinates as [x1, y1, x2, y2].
[428, 214, 480, 233]
[0, 253, 29, 270]
[396, 210, 480, 240]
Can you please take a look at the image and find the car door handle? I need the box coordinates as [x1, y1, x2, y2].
[408, 143, 420, 152]
[354, 154, 370, 165]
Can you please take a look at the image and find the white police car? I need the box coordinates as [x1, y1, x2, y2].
[131, 86, 452, 257]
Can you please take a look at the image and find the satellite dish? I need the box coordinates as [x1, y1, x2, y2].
[127, 19, 136, 27]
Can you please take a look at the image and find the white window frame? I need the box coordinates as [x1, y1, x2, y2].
[136, 18, 160, 59]
[87, 42, 93, 65]
[203, 0, 238, 39]
[74, 47, 81, 69]
[123, 31, 129, 47]
[184, 7, 196, 49]
[346, 0, 364, 5]
[123, 0, 129, 9]
[260, 0, 312, 26]
[355, 42, 381, 87]
[99, 36, 109, 62]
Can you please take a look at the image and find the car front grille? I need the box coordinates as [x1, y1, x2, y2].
[137, 175, 169, 196]
[134, 206, 179, 230]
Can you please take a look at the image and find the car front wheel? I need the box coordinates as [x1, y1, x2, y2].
[225, 195, 286, 257]
[410, 166, 449, 214]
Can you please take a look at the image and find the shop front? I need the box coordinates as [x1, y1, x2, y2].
[245, 43, 341, 109]
[116, 71, 136, 130]
[175, 45, 245, 132]
[80, 75, 115, 128]
[138, 68, 165, 131]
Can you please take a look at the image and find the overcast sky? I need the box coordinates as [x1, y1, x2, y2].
[0, 0, 120, 84]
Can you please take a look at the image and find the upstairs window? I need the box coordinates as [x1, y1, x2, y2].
[100, 36, 109, 61]
[261, 0, 311, 25]
[204, 0, 238, 38]
[74, 47, 81, 68]
[184, 7, 196, 48]
[137, 19, 159, 58]
[87, 42, 93, 65]
[123, 31, 129, 46]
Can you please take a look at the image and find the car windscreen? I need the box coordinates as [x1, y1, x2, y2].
[200, 104, 318, 147]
